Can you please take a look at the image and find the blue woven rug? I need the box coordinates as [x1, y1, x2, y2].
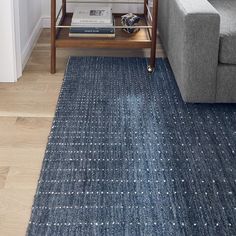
[27, 57, 236, 236]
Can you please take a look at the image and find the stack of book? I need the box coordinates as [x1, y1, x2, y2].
[69, 6, 115, 38]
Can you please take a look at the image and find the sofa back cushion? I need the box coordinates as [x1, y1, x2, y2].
[209, 0, 236, 64]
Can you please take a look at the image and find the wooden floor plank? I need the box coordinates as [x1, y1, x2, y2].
[0, 189, 35, 236]
[0, 167, 10, 189]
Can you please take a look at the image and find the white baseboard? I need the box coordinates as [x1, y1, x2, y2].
[41, 16, 51, 28]
[21, 18, 43, 69]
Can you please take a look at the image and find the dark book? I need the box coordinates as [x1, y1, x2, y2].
[69, 18, 115, 38]
[69, 33, 115, 38]
[70, 27, 115, 34]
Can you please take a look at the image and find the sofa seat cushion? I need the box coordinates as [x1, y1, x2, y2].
[210, 0, 236, 65]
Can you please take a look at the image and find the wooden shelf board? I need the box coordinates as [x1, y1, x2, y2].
[55, 13, 152, 48]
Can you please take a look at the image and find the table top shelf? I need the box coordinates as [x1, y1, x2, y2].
[51, 0, 158, 73]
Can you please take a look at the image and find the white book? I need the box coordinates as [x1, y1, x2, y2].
[72, 6, 112, 25]
[71, 22, 114, 27]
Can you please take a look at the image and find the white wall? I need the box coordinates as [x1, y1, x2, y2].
[14, 0, 23, 78]
[0, 0, 18, 82]
[19, 0, 42, 67]
[41, 0, 62, 27]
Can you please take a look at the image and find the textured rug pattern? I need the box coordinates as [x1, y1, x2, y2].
[27, 57, 236, 236]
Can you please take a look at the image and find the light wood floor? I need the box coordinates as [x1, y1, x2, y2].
[0, 29, 165, 236]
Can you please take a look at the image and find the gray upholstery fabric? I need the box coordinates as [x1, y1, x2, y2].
[216, 64, 236, 102]
[158, 0, 220, 102]
[209, 0, 236, 65]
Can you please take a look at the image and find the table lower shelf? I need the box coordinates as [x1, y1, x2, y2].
[55, 13, 152, 49]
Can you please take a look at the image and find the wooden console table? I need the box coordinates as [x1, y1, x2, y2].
[51, 0, 158, 73]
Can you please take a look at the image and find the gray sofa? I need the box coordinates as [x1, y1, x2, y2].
[158, 0, 236, 103]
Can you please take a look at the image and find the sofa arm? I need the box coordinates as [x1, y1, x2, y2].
[158, 0, 220, 102]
